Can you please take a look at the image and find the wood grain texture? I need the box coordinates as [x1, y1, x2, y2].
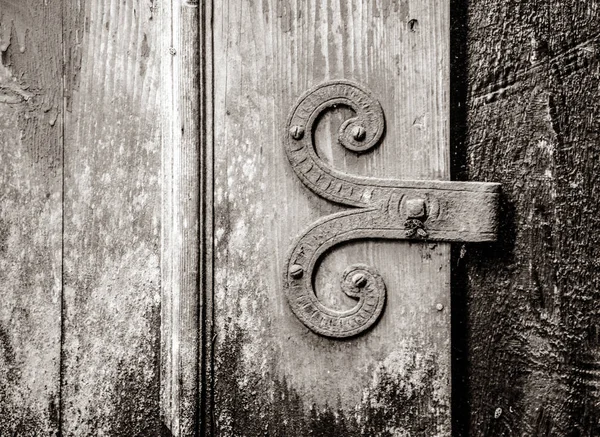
[464, 1, 600, 435]
[7, 1, 597, 435]
[160, 1, 201, 435]
[210, 1, 451, 435]
[201, 3, 215, 434]
[0, 1, 62, 435]
[61, 0, 162, 434]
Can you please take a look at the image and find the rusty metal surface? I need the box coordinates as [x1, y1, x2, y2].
[284, 80, 500, 338]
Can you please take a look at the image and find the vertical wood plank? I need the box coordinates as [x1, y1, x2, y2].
[209, 1, 451, 435]
[160, 0, 201, 435]
[201, 2, 215, 434]
[0, 1, 63, 435]
[465, 1, 600, 435]
[61, 1, 162, 434]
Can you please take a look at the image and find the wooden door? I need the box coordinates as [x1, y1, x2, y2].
[2, 1, 600, 436]
[159, 1, 469, 434]
[201, 1, 455, 435]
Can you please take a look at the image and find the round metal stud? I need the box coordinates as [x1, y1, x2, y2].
[352, 273, 368, 288]
[352, 125, 366, 141]
[289, 264, 304, 279]
[290, 125, 304, 140]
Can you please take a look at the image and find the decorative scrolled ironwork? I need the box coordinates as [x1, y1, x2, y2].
[284, 80, 500, 338]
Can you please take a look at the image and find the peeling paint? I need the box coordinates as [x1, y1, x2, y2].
[0, 1, 29, 54]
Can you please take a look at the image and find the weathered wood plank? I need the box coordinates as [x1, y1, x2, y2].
[200, 3, 215, 434]
[465, 1, 600, 435]
[160, 0, 202, 435]
[0, 1, 62, 435]
[210, 1, 451, 435]
[61, 0, 162, 434]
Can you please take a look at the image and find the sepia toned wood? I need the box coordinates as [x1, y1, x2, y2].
[61, 1, 162, 434]
[462, 0, 600, 435]
[4, 1, 596, 435]
[159, 0, 202, 435]
[0, 1, 63, 435]
[209, 1, 453, 435]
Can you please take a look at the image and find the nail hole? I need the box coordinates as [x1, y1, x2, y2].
[408, 19, 419, 32]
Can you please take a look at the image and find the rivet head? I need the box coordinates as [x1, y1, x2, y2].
[406, 198, 427, 219]
[289, 264, 304, 279]
[436, 303, 444, 311]
[352, 125, 366, 141]
[352, 273, 368, 288]
[290, 125, 304, 140]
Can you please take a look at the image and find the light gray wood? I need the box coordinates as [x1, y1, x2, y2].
[160, 1, 202, 435]
[61, 1, 162, 434]
[0, 1, 62, 434]
[209, 1, 451, 434]
[201, 3, 215, 434]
